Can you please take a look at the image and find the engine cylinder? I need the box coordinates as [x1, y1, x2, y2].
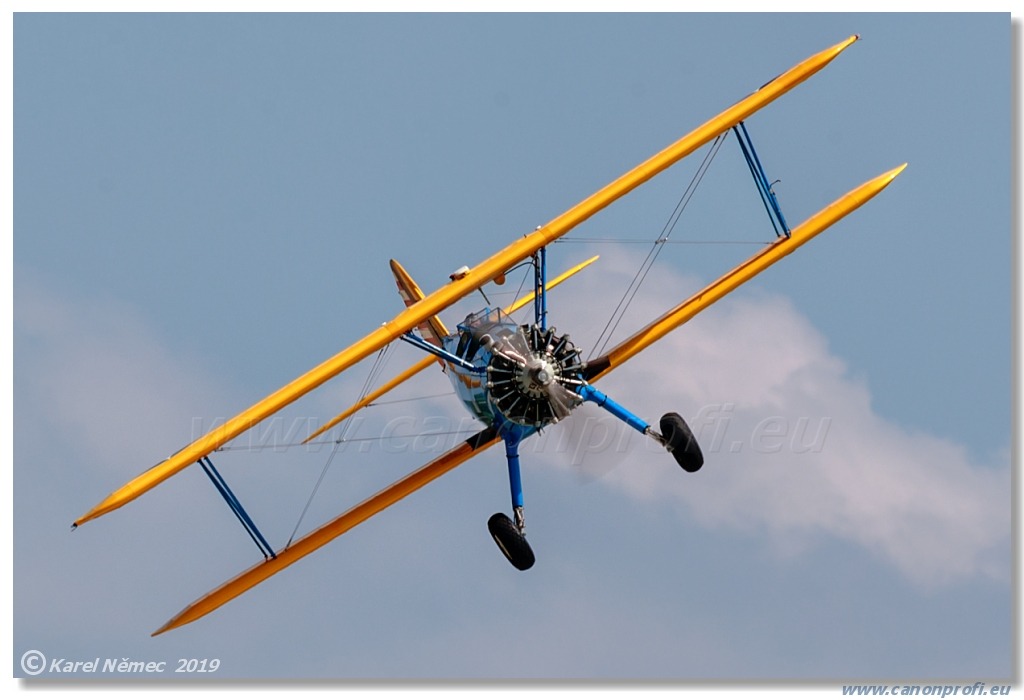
[487, 325, 585, 427]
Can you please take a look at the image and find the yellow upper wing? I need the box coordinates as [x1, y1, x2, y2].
[75, 34, 861, 528]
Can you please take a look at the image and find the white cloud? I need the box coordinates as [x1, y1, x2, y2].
[533, 248, 1010, 587]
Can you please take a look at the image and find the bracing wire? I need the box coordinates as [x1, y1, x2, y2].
[508, 259, 535, 325]
[215, 428, 479, 453]
[285, 432, 344, 548]
[557, 237, 769, 245]
[364, 390, 455, 407]
[590, 133, 728, 358]
[285, 343, 393, 548]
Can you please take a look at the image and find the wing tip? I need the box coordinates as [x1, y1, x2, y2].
[151, 616, 178, 637]
[72, 502, 105, 528]
[878, 162, 909, 189]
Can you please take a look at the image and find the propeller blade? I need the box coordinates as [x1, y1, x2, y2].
[545, 380, 579, 421]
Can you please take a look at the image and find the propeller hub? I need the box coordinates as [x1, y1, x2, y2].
[520, 358, 556, 397]
[487, 325, 585, 427]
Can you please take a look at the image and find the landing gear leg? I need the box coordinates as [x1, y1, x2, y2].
[577, 384, 703, 473]
[488, 428, 536, 571]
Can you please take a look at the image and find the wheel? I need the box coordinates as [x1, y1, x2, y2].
[659, 412, 704, 473]
[487, 513, 535, 571]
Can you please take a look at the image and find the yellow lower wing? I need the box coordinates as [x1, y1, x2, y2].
[153, 427, 500, 635]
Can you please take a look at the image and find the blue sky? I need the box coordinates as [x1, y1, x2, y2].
[11, 11, 1015, 684]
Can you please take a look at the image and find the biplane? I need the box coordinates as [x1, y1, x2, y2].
[73, 35, 905, 635]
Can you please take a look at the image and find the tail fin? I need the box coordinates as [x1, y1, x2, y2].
[389, 259, 449, 346]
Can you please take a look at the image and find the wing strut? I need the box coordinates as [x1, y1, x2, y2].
[199, 456, 276, 560]
[733, 121, 791, 238]
[584, 163, 908, 381]
[153, 426, 500, 635]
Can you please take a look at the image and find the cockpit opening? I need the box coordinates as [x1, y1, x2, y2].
[453, 308, 517, 362]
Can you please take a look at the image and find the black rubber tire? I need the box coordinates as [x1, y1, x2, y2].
[660, 412, 704, 473]
[487, 513, 535, 571]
